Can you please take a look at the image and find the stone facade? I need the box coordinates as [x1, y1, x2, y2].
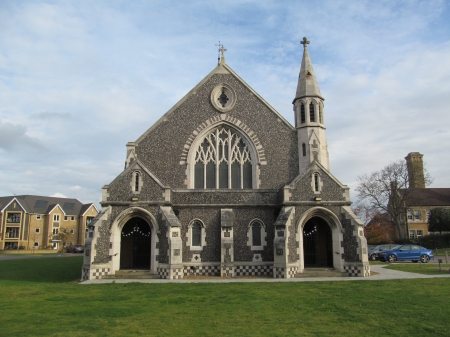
[82, 40, 369, 281]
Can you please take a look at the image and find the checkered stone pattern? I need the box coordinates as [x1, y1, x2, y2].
[344, 265, 367, 277]
[184, 265, 220, 276]
[92, 268, 110, 279]
[157, 267, 169, 279]
[81, 268, 89, 280]
[221, 266, 234, 277]
[363, 265, 370, 277]
[235, 265, 273, 276]
[287, 266, 298, 278]
[172, 268, 183, 280]
[274, 267, 285, 278]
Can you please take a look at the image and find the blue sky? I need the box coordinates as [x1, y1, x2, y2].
[1, 0, 450, 205]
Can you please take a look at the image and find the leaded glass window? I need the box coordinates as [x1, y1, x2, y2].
[194, 127, 253, 189]
[252, 222, 262, 247]
[300, 104, 305, 123]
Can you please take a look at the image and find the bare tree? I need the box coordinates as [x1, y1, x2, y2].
[355, 160, 432, 239]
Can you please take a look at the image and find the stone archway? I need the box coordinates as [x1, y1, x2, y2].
[120, 217, 151, 269]
[303, 217, 333, 267]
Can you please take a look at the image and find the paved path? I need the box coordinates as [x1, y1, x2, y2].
[81, 264, 450, 284]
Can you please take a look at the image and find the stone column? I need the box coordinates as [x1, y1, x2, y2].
[221, 209, 234, 277]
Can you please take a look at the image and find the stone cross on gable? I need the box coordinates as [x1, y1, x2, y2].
[300, 37, 310, 48]
[215, 42, 227, 65]
[218, 44, 227, 57]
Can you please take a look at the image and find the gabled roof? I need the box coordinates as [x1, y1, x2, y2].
[135, 59, 294, 144]
[0, 195, 95, 216]
[399, 188, 450, 207]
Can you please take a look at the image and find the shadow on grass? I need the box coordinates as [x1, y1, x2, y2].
[0, 256, 83, 283]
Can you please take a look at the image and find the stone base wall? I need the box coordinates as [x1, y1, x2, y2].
[344, 263, 370, 277]
[81, 265, 111, 280]
[235, 264, 272, 277]
[183, 265, 220, 276]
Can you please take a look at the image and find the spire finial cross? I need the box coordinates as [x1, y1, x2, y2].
[300, 37, 310, 48]
[215, 41, 227, 65]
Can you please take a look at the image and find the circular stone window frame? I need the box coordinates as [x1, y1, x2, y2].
[210, 83, 237, 113]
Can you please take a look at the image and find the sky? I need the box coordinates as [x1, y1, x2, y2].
[1, 0, 450, 206]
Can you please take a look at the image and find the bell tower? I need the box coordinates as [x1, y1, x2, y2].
[293, 37, 329, 174]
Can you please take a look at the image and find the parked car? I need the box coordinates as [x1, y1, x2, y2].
[73, 245, 84, 253]
[378, 245, 434, 263]
[368, 244, 399, 261]
[67, 245, 84, 253]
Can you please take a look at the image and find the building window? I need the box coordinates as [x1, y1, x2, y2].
[414, 210, 421, 220]
[64, 216, 68, 221]
[7, 213, 21, 223]
[319, 104, 323, 124]
[194, 127, 253, 189]
[6, 227, 19, 238]
[86, 217, 94, 225]
[302, 143, 306, 157]
[426, 210, 431, 221]
[36, 215, 42, 220]
[309, 103, 315, 122]
[71, 216, 75, 221]
[53, 228, 59, 235]
[54, 214, 60, 222]
[417, 230, 423, 238]
[187, 220, 206, 250]
[70, 229, 74, 234]
[300, 103, 305, 123]
[409, 230, 415, 239]
[35, 228, 40, 234]
[407, 210, 413, 220]
[311, 172, 322, 193]
[34, 242, 39, 247]
[247, 220, 266, 251]
[132, 171, 142, 193]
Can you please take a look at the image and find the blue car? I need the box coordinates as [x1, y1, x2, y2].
[378, 245, 434, 263]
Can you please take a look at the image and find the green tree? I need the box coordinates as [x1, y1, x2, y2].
[428, 208, 450, 234]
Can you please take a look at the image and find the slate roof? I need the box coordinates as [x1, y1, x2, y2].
[399, 188, 450, 207]
[0, 195, 97, 216]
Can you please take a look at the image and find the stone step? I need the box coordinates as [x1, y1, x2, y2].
[103, 270, 160, 279]
[295, 268, 346, 278]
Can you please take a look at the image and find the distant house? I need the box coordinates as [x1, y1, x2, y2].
[0, 195, 98, 250]
[398, 153, 450, 239]
[364, 212, 395, 244]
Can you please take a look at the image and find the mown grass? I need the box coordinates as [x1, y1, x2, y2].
[1, 257, 450, 336]
[382, 262, 450, 275]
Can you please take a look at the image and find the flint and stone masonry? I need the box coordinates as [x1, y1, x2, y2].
[82, 39, 370, 280]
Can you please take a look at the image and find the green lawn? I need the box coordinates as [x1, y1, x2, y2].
[1, 257, 449, 337]
[378, 261, 450, 275]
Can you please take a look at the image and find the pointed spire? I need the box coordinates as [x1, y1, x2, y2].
[295, 37, 323, 101]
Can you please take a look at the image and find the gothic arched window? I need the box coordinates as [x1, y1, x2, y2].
[319, 104, 323, 124]
[300, 104, 305, 123]
[309, 103, 315, 122]
[194, 127, 253, 189]
[302, 143, 306, 157]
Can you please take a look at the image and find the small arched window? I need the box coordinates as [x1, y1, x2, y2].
[314, 173, 319, 192]
[319, 104, 323, 124]
[300, 104, 305, 123]
[309, 103, 315, 122]
[302, 143, 306, 157]
[134, 172, 140, 192]
[192, 222, 202, 247]
[247, 220, 266, 251]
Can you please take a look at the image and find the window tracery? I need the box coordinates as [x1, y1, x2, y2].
[194, 127, 253, 189]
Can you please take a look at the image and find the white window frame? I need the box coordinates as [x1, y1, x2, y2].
[416, 230, 423, 238]
[71, 216, 75, 221]
[35, 228, 40, 234]
[247, 219, 267, 251]
[36, 214, 42, 220]
[53, 214, 60, 222]
[186, 219, 206, 251]
[34, 242, 39, 247]
[414, 210, 421, 221]
[407, 210, 413, 221]
[69, 229, 74, 234]
[409, 230, 415, 239]
[64, 216, 68, 221]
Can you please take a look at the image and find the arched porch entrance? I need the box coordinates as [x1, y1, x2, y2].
[303, 217, 333, 267]
[120, 217, 151, 269]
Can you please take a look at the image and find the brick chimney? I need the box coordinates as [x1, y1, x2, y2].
[405, 152, 425, 188]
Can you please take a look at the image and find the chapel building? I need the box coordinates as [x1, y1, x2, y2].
[82, 39, 370, 280]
